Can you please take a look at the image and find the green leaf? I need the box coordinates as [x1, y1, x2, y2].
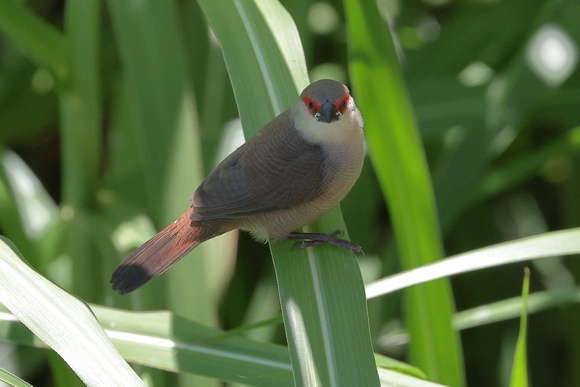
[0, 367, 32, 387]
[378, 368, 448, 387]
[0, 236, 144, 386]
[105, 6, 226, 387]
[198, 0, 309, 123]
[0, 0, 67, 81]
[0, 149, 58, 240]
[509, 269, 530, 387]
[198, 0, 380, 385]
[374, 353, 426, 379]
[59, 0, 101, 209]
[344, 0, 464, 385]
[107, 0, 202, 226]
[97, 4, 230, 387]
[1, 301, 438, 387]
[367, 228, 580, 298]
[91, 306, 294, 386]
[454, 287, 580, 330]
[0, 149, 35, 261]
[0, 304, 292, 386]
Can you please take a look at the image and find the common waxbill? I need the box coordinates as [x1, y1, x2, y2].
[111, 79, 365, 295]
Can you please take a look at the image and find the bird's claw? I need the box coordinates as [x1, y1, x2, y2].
[289, 229, 363, 256]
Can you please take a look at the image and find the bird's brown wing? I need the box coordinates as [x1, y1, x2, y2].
[191, 111, 325, 220]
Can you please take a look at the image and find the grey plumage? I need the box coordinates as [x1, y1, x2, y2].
[111, 79, 364, 294]
[191, 109, 325, 220]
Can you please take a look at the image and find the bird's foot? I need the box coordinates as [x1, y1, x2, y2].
[286, 229, 363, 255]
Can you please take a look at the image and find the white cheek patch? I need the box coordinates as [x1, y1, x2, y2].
[292, 99, 363, 145]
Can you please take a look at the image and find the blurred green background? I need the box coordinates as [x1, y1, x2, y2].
[1, 0, 580, 386]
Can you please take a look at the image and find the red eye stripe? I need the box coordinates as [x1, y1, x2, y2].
[302, 96, 321, 116]
[334, 94, 350, 114]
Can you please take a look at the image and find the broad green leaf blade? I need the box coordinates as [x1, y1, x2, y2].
[270, 237, 378, 386]
[0, 367, 32, 387]
[95, 306, 294, 386]
[344, 0, 464, 385]
[0, 303, 293, 386]
[367, 228, 580, 298]
[0, 236, 144, 387]
[1, 302, 436, 386]
[509, 269, 530, 387]
[199, 1, 379, 385]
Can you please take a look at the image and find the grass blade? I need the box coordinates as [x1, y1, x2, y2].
[106, 0, 201, 226]
[60, 0, 101, 209]
[0, 0, 67, 80]
[0, 149, 35, 260]
[198, 1, 379, 385]
[344, 0, 464, 384]
[509, 269, 530, 387]
[453, 286, 579, 330]
[367, 228, 580, 298]
[0, 149, 58, 240]
[1, 302, 439, 386]
[106, 6, 225, 387]
[94, 306, 293, 386]
[378, 369, 447, 387]
[0, 303, 293, 386]
[0, 236, 144, 387]
[0, 367, 32, 387]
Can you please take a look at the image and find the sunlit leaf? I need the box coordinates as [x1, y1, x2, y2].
[0, 236, 144, 386]
[509, 269, 530, 387]
[367, 228, 580, 298]
[197, 1, 380, 385]
[0, 367, 32, 387]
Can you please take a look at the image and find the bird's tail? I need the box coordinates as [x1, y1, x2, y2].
[111, 207, 214, 295]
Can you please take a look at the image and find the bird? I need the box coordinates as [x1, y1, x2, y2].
[111, 79, 365, 295]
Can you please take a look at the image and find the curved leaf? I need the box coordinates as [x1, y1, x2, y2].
[0, 236, 144, 387]
[198, 0, 380, 385]
[367, 228, 580, 298]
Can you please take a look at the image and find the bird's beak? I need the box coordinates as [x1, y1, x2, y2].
[319, 101, 337, 123]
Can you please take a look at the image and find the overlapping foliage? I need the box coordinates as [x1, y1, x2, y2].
[1, 0, 580, 386]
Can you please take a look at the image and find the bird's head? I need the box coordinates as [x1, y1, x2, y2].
[292, 79, 363, 144]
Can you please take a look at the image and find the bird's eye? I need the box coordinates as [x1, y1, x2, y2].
[335, 95, 350, 114]
[303, 97, 320, 116]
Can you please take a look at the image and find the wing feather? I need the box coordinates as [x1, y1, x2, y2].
[191, 110, 325, 220]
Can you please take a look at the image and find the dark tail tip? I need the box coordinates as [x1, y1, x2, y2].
[111, 264, 153, 295]
[110, 207, 208, 295]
